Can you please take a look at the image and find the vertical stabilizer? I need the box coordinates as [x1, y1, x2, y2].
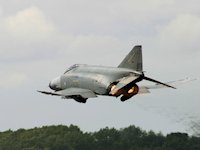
[118, 45, 143, 72]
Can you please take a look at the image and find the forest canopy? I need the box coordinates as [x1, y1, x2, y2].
[0, 124, 200, 150]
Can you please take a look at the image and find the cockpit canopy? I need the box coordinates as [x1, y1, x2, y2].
[64, 64, 79, 74]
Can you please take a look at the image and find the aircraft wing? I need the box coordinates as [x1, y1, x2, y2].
[138, 87, 151, 94]
[38, 88, 97, 99]
[138, 78, 196, 94]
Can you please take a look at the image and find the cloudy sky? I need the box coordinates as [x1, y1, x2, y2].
[0, 0, 199, 135]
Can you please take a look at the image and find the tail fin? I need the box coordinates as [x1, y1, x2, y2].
[118, 45, 143, 72]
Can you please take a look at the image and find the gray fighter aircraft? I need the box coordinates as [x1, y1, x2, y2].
[38, 45, 194, 103]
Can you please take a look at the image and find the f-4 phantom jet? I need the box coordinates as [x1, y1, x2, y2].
[38, 45, 193, 103]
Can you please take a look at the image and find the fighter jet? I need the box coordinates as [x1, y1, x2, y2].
[38, 45, 194, 103]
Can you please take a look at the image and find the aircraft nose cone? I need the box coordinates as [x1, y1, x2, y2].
[49, 81, 54, 89]
[49, 76, 61, 91]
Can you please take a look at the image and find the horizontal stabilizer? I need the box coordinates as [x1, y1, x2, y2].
[143, 76, 176, 89]
[145, 77, 196, 89]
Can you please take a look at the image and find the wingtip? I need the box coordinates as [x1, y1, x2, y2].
[134, 45, 142, 48]
[166, 84, 176, 89]
[37, 90, 45, 94]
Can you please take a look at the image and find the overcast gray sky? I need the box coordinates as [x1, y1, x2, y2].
[0, 0, 199, 135]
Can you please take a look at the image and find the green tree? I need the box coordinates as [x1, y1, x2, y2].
[163, 133, 189, 150]
[0, 125, 200, 150]
[92, 127, 121, 150]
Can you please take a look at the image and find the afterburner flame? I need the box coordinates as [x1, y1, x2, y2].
[128, 87, 135, 94]
[111, 85, 116, 92]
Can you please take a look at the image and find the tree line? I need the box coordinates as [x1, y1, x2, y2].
[0, 124, 200, 150]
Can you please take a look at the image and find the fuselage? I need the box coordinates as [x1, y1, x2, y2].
[49, 64, 141, 96]
[39, 45, 179, 103]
